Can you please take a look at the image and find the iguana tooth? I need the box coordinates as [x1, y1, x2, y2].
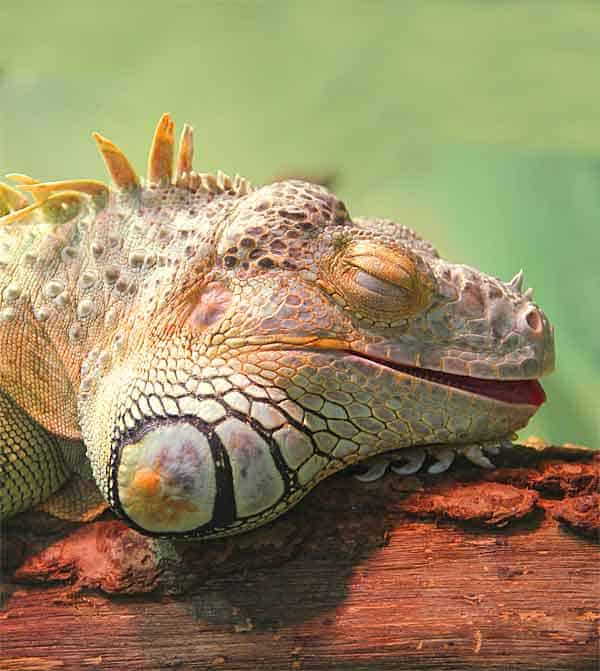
[92, 132, 140, 191]
[507, 269, 524, 293]
[147, 112, 175, 186]
[175, 123, 194, 187]
[0, 182, 28, 213]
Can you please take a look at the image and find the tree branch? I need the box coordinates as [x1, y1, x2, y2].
[2, 440, 598, 671]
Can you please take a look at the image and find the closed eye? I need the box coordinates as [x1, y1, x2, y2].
[354, 270, 410, 298]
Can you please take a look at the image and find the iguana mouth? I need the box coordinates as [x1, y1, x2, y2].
[228, 336, 546, 406]
[347, 351, 546, 407]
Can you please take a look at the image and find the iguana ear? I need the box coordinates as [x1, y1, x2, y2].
[0, 304, 80, 440]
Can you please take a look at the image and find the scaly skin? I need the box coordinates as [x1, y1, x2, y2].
[0, 114, 554, 539]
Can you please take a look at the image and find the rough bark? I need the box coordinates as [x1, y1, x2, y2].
[1, 440, 598, 671]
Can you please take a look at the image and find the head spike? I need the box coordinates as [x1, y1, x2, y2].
[523, 288, 534, 302]
[6, 173, 40, 186]
[147, 113, 175, 186]
[175, 123, 194, 186]
[0, 182, 28, 212]
[18, 179, 110, 210]
[0, 190, 87, 228]
[18, 179, 108, 198]
[92, 132, 140, 191]
[507, 269, 524, 293]
[0, 200, 44, 227]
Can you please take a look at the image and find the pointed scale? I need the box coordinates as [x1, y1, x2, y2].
[147, 113, 175, 186]
[175, 123, 194, 186]
[92, 132, 140, 191]
[6, 173, 39, 186]
[0, 200, 44, 226]
[17, 179, 109, 207]
[508, 269, 524, 293]
[0, 182, 28, 212]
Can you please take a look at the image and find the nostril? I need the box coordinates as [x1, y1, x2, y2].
[525, 308, 543, 333]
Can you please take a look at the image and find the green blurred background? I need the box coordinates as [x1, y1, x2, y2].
[0, 1, 598, 446]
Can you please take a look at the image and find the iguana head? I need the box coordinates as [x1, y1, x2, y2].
[73, 115, 554, 538]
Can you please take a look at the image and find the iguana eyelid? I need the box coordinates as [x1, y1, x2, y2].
[342, 240, 419, 287]
[354, 269, 410, 298]
[345, 255, 413, 290]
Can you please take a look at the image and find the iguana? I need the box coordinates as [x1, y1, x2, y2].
[0, 114, 554, 539]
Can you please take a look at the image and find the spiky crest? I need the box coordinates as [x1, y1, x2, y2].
[147, 113, 174, 186]
[17, 180, 109, 209]
[0, 182, 28, 214]
[175, 123, 194, 187]
[0, 114, 254, 227]
[92, 132, 140, 191]
[5, 173, 39, 186]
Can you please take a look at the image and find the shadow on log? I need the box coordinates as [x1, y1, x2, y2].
[1, 440, 598, 671]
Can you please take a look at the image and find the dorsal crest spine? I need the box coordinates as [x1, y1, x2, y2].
[0, 113, 253, 228]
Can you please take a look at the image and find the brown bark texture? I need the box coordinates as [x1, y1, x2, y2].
[1, 439, 599, 671]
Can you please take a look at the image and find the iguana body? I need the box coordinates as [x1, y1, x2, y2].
[0, 114, 554, 539]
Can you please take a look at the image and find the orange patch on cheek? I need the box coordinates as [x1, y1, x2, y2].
[186, 282, 233, 331]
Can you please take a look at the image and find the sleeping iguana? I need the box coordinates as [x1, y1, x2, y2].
[0, 114, 554, 538]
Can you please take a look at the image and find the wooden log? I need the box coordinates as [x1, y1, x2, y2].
[1, 440, 598, 671]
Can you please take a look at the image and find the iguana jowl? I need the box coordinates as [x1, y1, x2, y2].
[0, 114, 554, 538]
